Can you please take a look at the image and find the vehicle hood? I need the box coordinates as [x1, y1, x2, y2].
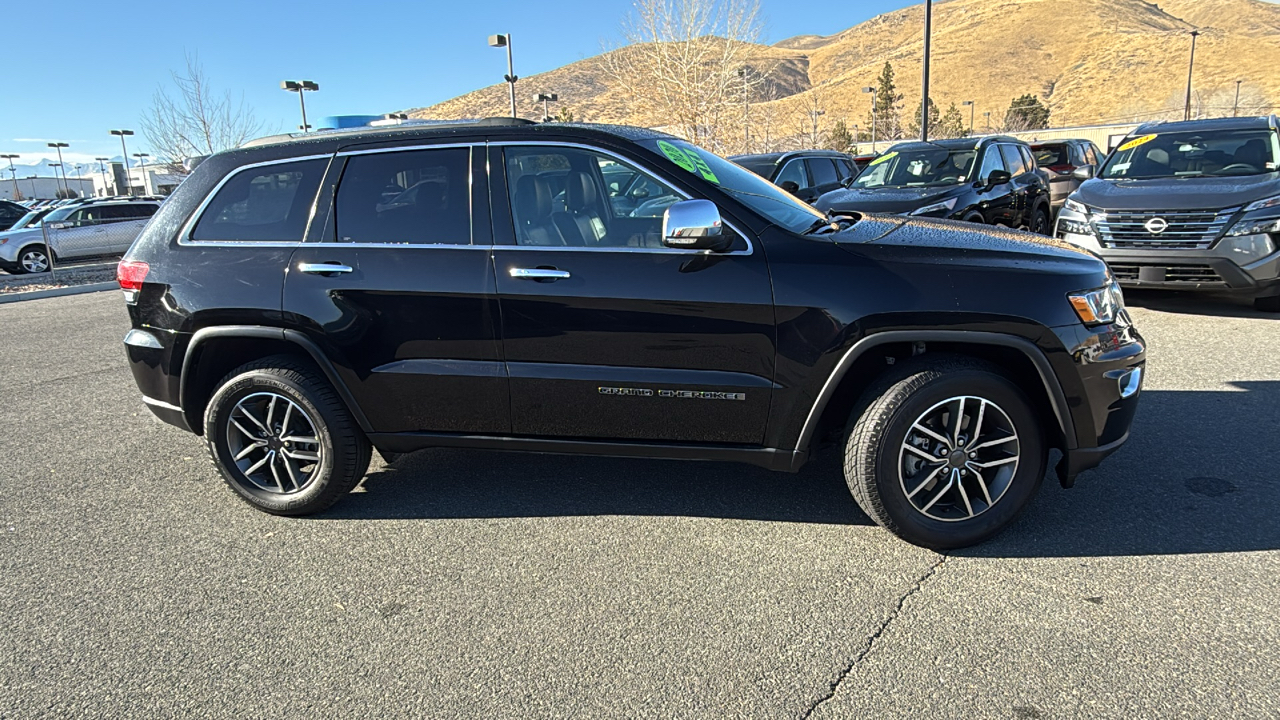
[814, 184, 963, 215]
[1073, 172, 1280, 211]
[0, 226, 41, 243]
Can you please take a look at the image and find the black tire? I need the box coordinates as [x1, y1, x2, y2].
[962, 212, 985, 225]
[843, 357, 1046, 549]
[1030, 205, 1051, 235]
[14, 244, 50, 274]
[1254, 295, 1280, 313]
[203, 356, 371, 516]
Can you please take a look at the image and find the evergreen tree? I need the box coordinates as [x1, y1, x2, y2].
[1004, 94, 1050, 131]
[907, 98, 940, 139]
[864, 62, 903, 143]
[827, 120, 855, 152]
[937, 102, 968, 138]
[554, 106, 576, 123]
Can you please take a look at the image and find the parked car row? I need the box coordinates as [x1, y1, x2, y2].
[0, 196, 162, 273]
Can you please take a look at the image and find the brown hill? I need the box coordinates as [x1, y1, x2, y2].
[407, 0, 1280, 147]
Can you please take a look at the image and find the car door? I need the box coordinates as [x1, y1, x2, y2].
[97, 203, 159, 255]
[974, 145, 1014, 226]
[283, 142, 509, 435]
[490, 141, 775, 445]
[47, 206, 101, 260]
[998, 144, 1034, 227]
[803, 158, 845, 203]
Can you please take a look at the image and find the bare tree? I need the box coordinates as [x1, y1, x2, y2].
[141, 54, 265, 168]
[604, 0, 767, 152]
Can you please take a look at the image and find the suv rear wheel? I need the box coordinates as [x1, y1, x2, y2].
[843, 358, 1046, 549]
[203, 356, 371, 515]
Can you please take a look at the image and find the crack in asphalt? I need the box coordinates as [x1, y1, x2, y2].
[799, 554, 948, 719]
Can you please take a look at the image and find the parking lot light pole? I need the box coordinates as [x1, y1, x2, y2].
[534, 92, 558, 122]
[133, 154, 150, 195]
[862, 86, 877, 153]
[488, 34, 518, 118]
[920, 0, 933, 141]
[1, 154, 19, 201]
[109, 130, 135, 196]
[95, 157, 110, 196]
[26, 175, 37, 200]
[962, 100, 975, 136]
[1183, 30, 1199, 122]
[1233, 80, 1243, 117]
[48, 163, 63, 198]
[47, 143, 69, 198]
[281, 81, 319, 133]
[984, 111, 991, 132]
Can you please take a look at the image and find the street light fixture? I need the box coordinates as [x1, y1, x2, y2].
[862, 86, 877, 153]
[281, 81, 320, 133]
[1183, 30, 1200, 122]
[962, 100, 975, 136]
[488, 34, 518, 118]
[534, 92, 558, 122]
[109, 130, 135, 195]
[1, 154, 19, 201]
[47, 142, 69, 198]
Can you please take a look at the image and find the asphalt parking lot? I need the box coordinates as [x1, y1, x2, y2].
[1, 290, 1277, 718]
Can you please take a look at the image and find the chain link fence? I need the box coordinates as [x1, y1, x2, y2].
[32, 216, 150, 277]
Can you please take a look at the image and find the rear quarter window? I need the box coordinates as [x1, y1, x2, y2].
[190, 158, 326, 242]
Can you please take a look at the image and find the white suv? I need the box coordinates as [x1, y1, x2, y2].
[0, 198, 161, 274]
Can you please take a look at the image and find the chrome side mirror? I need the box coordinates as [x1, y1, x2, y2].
[662, 199, 729, 251]
[1072, 164, 1096, 181]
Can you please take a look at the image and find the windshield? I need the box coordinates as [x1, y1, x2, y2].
[11, 209, 48, 230]
[1100, 129, 1280, 179]
[850, 146, 976, 188]
[43, 207, 77, 223]
[644, 140, 827, 234]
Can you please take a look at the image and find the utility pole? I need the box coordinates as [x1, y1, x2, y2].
[920, 0, 933, 141]
[1183, 30, 1199, 122]
[863, 86, 877, 153]
[488, 34, 518, 118]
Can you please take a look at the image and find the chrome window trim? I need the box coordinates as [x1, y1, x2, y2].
[177, 153, 334, 247]
[492, 140, 754, 256]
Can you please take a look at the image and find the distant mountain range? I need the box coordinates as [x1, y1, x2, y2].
[406, 0, 1280, 145]
[4, 157, 132, 179]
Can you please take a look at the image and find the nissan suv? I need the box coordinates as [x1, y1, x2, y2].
[1056, 116, 1280, 311]
[119, 119, 1145, 549]
[814, 136, 1053, 235]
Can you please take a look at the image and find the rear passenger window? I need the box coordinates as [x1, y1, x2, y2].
[191, 159, 325, 242]
[333, 148, 471, 245]
[807, 159, 839, 186]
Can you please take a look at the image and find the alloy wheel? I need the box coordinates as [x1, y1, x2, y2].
[898, 395, 1020, 522]
[20, 249, 49, 274]
[225, 392, 324, 494]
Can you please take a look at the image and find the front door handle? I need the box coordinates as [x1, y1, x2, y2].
[509, 267, 570, 280]
[298, 262, 354, 275]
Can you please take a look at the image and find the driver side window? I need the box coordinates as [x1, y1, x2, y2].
[978, 147, 1006, 182]
[775, 159, 807, 189]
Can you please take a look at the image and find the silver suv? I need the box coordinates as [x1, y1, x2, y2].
[0, 198, 161, 274]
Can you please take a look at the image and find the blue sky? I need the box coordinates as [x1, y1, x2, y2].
[3, 0, 920, 169]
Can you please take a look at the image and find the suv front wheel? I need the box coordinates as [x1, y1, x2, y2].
[204, 357, 371, 516]
[15, 244, 51, 274]
[844, 358, 1046, 549]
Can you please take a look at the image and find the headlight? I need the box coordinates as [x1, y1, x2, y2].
[1243, 194, 1280, 213]
[1063, 198, 1090, 215]
[1058, 217, 1094, 236]
[1219, 232, 1276, 262]
[909, 198, 957, 216]
[1068, 281, 1124, 326]
[1225, 216, 1280, 238]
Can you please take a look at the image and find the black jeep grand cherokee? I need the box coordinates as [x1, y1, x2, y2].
[120, 119, 1145, 548]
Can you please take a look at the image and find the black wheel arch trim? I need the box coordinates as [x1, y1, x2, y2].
[179, 325, 373, 435]
[790, 330, 1077, 463]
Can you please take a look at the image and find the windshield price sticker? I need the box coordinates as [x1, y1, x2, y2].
[658, 140, 720, 184]
[870, 151, 898, 166]
[1118, 134, 1157, 152]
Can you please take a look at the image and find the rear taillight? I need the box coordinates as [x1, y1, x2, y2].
[117, 260, 149, 304]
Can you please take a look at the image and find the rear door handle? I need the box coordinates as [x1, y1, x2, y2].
[298, 262, 354, 275]
[509, 267, 570, 280]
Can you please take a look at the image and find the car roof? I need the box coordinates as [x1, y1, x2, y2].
[240, 118, 679, 152]
[1135, 115, 1278, 134]
[1029, 139, 1089, 147]
[888, 135, 1020, 152]
[727, 150, 851, 164]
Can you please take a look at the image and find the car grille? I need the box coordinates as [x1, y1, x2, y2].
[1110, 263, 1226, 285]
[1094, 208, 1238, 250]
